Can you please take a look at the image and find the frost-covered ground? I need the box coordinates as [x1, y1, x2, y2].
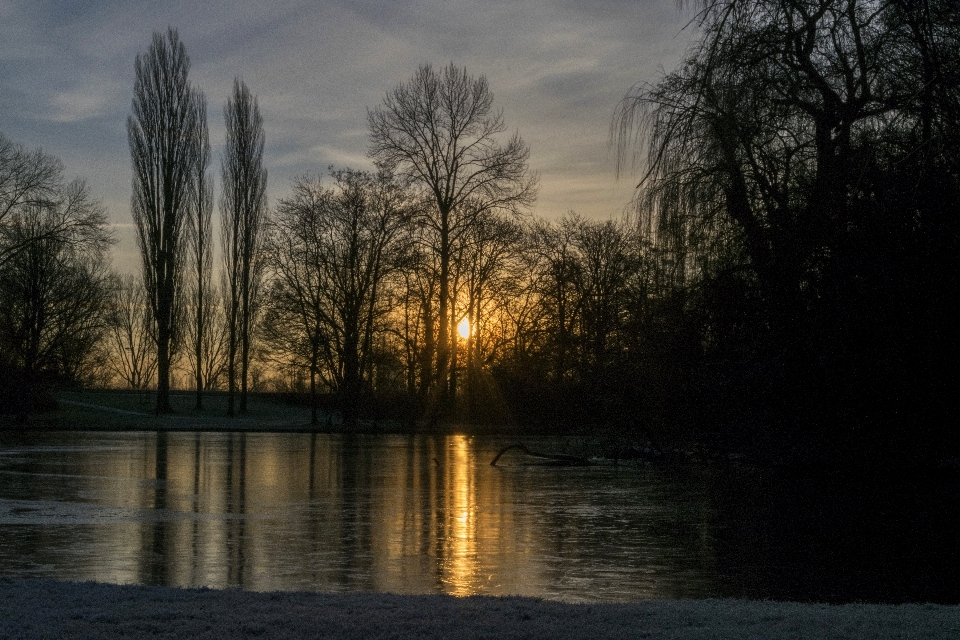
[1, 579, 957, 639]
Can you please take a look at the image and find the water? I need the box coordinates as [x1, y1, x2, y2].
[0, 431, 718, 601]
[0, 430, 958, 603]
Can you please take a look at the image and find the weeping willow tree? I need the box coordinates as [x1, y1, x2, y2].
[616, 0, 960, 461]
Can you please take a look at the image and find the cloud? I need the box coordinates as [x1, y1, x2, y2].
[1, 0, 697, 234]
[47, 87, 117, 123]
[269, 144, 374, 173]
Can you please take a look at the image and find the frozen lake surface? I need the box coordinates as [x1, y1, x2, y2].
[0, 431, 719, 601]
[1, 430, 958, 604]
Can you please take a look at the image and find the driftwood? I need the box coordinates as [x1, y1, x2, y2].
[490, 443, 590, 467]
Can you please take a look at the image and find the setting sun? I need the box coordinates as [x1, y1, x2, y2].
[457, 317, 471, 339]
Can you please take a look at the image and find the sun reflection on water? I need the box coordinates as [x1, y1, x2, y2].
[444, 434, 478, 596]
[0, 431, 720, 601]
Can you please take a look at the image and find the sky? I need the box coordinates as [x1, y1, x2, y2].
[0, 0, 697, 273]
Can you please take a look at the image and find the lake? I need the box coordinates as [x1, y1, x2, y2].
[0, 430, 957, 603]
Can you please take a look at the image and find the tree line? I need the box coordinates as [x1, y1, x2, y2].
[614, 0, 960, 464]
[4, 2, 959, 467]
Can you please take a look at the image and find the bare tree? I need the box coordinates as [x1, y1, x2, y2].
[528, 217, 581, 382]
[105, 274, 157, 390]
[1, 134, 59, 270]
[457, 210, 523, 419]
[221, 78, 267, 416]
[261, 177, 336, 425]
[202, 285, 230, 390]
[0, 179, 113, 387]
[263, 169, 411, 426]
[568, 216, 641, 376]
[128, 29, 204, 414]
[368, 62, 537, 418]
[613, 0, 919, 330]
[394, 223, 439, 403]
[1, 132, 109, 270]
[186, 93, 213, 409]
[182, 280, 229, 393]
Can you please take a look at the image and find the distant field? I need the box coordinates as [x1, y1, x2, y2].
[5, 389, 531, 436]
[7, 389, 334, 432]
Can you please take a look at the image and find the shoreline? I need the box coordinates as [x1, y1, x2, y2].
[1, 578, 957, 639]
[1, 389, 533, 437]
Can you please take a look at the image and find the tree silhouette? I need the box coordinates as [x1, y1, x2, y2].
[1, 133, 107, 270]
[0, 175, 112, 413]
[128, 28, 204, 414]
[186, 92, 213, 409]
[615, 0, 960, 462]
[368, 62, 537, 419]
[105, 274, 157, 390]
[221, 78, 267, 416]
[263, 170, 412, 426]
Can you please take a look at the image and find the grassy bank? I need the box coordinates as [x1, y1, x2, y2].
[2, 389, 364, 433]
[2, 389, 531, 436]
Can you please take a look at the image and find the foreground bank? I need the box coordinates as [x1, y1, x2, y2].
[0, 579, 956, 639]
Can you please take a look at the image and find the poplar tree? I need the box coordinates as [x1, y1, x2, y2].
[128, 29, 203, 414]
[221, 78, 267, 415]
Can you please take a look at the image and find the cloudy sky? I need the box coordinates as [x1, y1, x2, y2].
[0, 0, 697, 272]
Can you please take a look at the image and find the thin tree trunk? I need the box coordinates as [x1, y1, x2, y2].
[419, 298, 434, 401]
[195, 284, 203, 410]
[156, 331, 172, 414]
[239, 244, 250, 414]
[464, 294, 474, 423]
[226, 315, 236, 416]
[240, 303, 249, 414]
[310, 356, 318, 426]
[436, 209, 451, 419]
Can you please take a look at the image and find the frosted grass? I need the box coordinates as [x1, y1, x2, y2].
[1, 578, 957, 639]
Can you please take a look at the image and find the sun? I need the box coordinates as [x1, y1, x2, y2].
[457, 317, 471, 339]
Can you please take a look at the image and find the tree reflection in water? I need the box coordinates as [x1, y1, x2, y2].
[0, 431, 717, 601]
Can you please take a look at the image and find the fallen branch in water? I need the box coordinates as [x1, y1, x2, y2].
[490, 443, 589, 467]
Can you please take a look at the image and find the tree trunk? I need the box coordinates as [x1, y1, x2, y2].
[239, 323, 249, 413]
[156, 328, 172, 414]
[419, 297, 434, 401]
[436, 207, 451, 419]
[449, 319, 458, 409]
[310, 355, 318, 426]
[226, 317, 236, 417]
[342, 327, 360, 429]
[239, 267, 249, 414]
[195, 289, 203, 411]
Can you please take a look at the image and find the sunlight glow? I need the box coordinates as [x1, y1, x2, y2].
[457, 317, 471, 340]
